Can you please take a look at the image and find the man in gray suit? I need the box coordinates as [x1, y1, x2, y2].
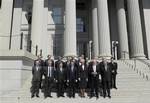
[31, 60, 42, 98]
[99, 58, 112, 98]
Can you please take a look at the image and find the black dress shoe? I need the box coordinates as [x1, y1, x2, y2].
[36, 95, 39, 98]
[114, 87, 118, 89]
[61, 95, 65, 97]
[31, 95, 34, 98]
[96, 96, 99, 100]
[49, 95, 53, 98]
[108, 95, 111, 99]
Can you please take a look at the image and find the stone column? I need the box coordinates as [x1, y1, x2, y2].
[97, 0, 111, 58]
[41, 0, 48, 58]
[64, 0, 77, 57]
[92, 0, 99, 57]
[116, 0, 129, 59]
[31, 0, 44, 55]
[11, 0, 23, 50]
[127, 0, 145, 59]
[0, 0, 14, 50]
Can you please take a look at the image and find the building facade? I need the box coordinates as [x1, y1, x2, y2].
[0, 0, 150, 59]
[1, 0, 150, 94]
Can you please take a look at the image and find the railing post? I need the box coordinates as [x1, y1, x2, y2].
[20, 33, 23, 50]
[29, 40, 32, 52]
[35, 45, 38, 56]
[40, 49, 42, 56]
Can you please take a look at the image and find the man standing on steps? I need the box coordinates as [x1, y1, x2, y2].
[43, 59, 55, 98]
[99, 58, 112, 98]
[109, 57, 118, 89]
[88, 59, 100, 99]
[34, 55, 45, 89]
[31, 60, 42, 98]
[78, 59, 88, 98]
[56, 62, 67, 97]
[45, 55, 54, 67]
[67, 59, 78, 98]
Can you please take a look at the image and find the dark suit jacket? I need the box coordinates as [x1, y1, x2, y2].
[44, 66, 55, 79]
[45, 59, 54, 67]
[78, 64, 88, 80]
[56, 67, 66, 82]
[67, 64, 78, 81]
[34, 59, 44, 67]
[109, 62, 118, 75]
[55, 60, 66, 69]
[32, 66, 42, 81]
[88, 64, 100, 79]
[99, 62, 112, 82]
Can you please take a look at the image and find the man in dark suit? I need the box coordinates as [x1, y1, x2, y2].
[99, 58, 112, 98]
[67, 60, 78, 98]
[109, 58, 118, 89]
[56, 62, 66, 97]
[34, 55, 44, 67]
[34, 55, 44, 89]
[78, 59, 88, 98]
[45, 55, 54, 67]
[43, 59, 56, 98]
[89, 59, 100, 99]
[31, 60, 42, 98]
[55, 56, 62, 69]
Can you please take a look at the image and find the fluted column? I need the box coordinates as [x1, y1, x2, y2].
[64, 0, 77, 56]
[92, 0, 99, 57]
[97, 0, 111, 58]
[31, 0, 44, 55]
[11, 0, 23, 50]
[116, 0, 129, 59]
[42, 0, 48, 58]
[127, 0, 145, 59]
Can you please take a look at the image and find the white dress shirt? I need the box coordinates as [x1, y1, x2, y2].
[36, 66, 39, 71]
[48, 66, 52, 77]
[93, 65, 96, 72]
[82, 65, 85, 70]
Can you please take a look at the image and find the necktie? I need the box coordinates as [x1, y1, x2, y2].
[71, 66, 74, 72]
[82, 65, 84, 70]
[48, 67, 51, 77]
[36, 67, 39, 71]
[48, 67, 50, 77]
[49, 67, 51, 77]
[105, 63, 107, 71]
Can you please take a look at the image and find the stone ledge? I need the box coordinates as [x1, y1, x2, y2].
[0, 50, 37, 60]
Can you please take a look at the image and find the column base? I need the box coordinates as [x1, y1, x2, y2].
[131, 54, 147, 59]
[64, 53, 77, 57]
[120, 54, 130, 60]
[98, 54, 112, 59]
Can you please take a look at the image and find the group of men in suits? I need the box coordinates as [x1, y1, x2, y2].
[31, 55, 118, 99]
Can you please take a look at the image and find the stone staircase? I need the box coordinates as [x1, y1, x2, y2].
[1, 60, 150, 103]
